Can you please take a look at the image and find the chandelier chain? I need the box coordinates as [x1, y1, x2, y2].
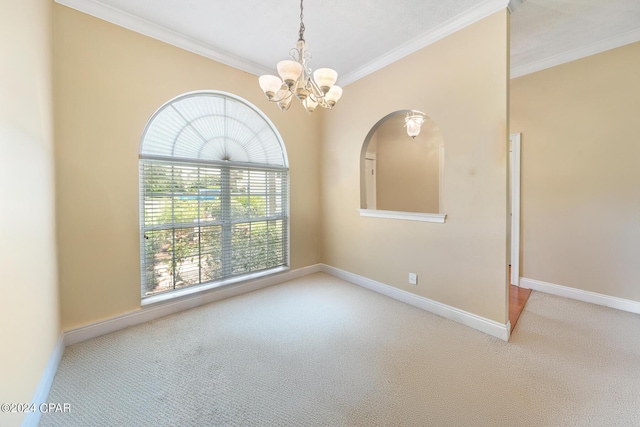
[298, 0, 305, 41]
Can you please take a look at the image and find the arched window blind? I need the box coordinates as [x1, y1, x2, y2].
[139, 91, 289, 299]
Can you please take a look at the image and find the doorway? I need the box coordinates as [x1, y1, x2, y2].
[509, 133, 521, 286]
[508, 133, 531, 333]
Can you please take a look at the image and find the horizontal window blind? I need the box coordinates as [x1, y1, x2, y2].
[140, 159, 288, 297]
[139, 92, 289, 299]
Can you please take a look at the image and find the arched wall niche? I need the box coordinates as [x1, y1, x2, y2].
[359, 110, 446, 223]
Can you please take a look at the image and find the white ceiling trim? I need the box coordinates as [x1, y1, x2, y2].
[339, 0, 510, 86]
[507, 0, 526, 14]
[57, 0, 634, 85]
[57, 0, 509, 87]
[55, 0, 273, 77]
[511, 27, 640, 79]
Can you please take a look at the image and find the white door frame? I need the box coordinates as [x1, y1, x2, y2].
[364, 154, 377, 209]
[509, 133, 521, 286]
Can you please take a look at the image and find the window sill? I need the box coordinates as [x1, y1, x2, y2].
[141, 266, 290, 307]
[359, 209, 446, 223]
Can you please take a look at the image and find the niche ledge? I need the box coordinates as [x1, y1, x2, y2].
[359, 209, 446, 223]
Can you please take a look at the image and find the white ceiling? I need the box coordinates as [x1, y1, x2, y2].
[58, 0, 640, 83]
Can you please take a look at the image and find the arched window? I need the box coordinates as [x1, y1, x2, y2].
[139, 91, 289, 299]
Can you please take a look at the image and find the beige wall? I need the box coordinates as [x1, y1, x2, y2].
[375, 114, 441, 213]
[511, 42, 640, 302]
[54, 5, 322, 330]
[321, 11, 510, 323]
[0, 0, 60, 426]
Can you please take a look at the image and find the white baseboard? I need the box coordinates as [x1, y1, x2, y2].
[321, 264, 510, 341]
[29, 262, 510, 421]
[62, 263, 512, 345]
[22, 334, 65, 427]
[520, 277, 640, 314]
[64, 264, 322, 346]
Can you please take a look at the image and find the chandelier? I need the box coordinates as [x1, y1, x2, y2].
[258, 0, 342, 113]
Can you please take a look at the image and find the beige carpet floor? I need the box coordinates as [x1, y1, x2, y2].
[40, 272, 640, 426]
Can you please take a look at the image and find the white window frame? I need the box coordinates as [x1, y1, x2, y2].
[139, 91, 289, 304]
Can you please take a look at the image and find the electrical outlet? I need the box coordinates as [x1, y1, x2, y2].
[408, 273, 417, 285]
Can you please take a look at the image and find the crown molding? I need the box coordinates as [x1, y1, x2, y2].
[57, 0, 510, 86]
[57, 0, 637, 86]
[511, 28, 640, 79]
[508, 0, 526, 13]
[55, 0, 273, 77]
[339, 0, 509, 86]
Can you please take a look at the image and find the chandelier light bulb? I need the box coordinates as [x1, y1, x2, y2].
[259, 75, 283, 99]
[325, 85, 343, 107]
[313, 68, 338, 94]
[276, 89, 293, 112]
[277, 60, 303, 88]
[305, 97, 318, 113]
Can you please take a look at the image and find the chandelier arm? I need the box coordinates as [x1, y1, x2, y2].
[307, 78, 325, 100]
[269, 90, 295, 104]
[299, 78, 331, 109]
[289, 47, 301, 62]
[306, 92, 327, 109]
[291, 43, 311, 69]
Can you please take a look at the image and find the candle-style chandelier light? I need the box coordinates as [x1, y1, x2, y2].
[258, 0, 343, 113]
